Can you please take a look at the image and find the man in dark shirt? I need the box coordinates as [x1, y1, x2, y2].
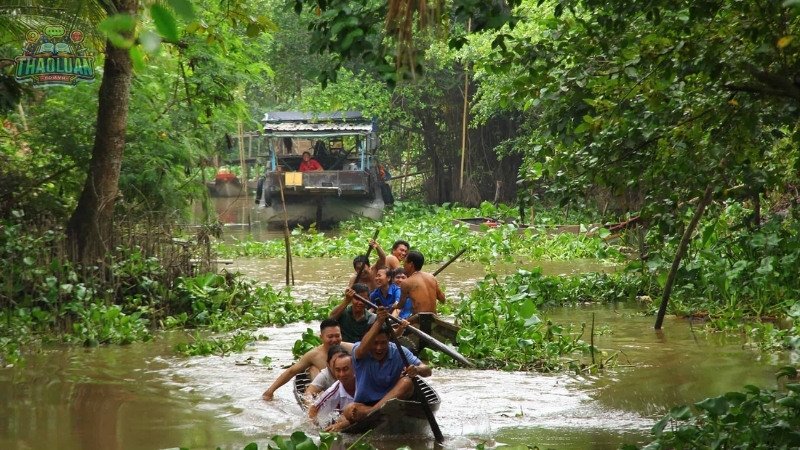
[329, 283, 376, 342]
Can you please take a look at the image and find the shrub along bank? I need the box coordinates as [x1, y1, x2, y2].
[216, 201, 623, 264]
[0, 218, 332, 366]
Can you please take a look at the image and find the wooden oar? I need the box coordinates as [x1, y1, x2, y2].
[351, 228, 380, 288]
[432, 247, 468, 276]
[353, 293, 474, 367]
[386, 317, 444, 442]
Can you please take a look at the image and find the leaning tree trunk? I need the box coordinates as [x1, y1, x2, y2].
[654, 184, 715, 330]
[66, 0, 136, 264]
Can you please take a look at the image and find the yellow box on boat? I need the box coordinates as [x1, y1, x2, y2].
[285, 172, 303, 186]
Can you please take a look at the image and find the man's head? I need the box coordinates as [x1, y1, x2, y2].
[391, 240, 410, 260]
[374, 267, 390, 288]
[405, 250, 424, 272]
[352, 255, 369, 272]
[331, 353, 355, 385]
[326, 344, 349, 371]
[370, 324, 393, 361]
[352, 283, 369, 313]
[302, 151, 312, 161]
[391, 268, 407, 286]
[319, 318, 342, 347]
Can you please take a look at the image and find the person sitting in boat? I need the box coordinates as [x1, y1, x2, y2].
[370, 267, 400, 311]
[329, 284, 376, 343]
[389, 268, 413, 319]
[308, 349, 357, 431]
[377, 164, 394, 206]
[262, 319, 351, 401]
[348, 240, 387, 291]
[384, 240, 410, 270]
[298, 151, 324, 172]
[395, 250, 446, 315]
[304, 345, 349, 404]
[342, 308, 428, 424]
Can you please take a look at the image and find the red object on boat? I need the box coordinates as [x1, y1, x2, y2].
[214, 167, 237, 182]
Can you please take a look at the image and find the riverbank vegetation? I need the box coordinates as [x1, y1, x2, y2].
[217, 201, 622, 264]
[2, 0, 800, 447]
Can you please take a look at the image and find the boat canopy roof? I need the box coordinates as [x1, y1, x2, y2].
[261, 111, 375, 138]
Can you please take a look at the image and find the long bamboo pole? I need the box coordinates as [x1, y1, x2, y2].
[277, 172, 294, 286]
[459, 18, 471, 190]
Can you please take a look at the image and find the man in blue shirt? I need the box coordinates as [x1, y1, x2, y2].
[342, 308, 431, 423]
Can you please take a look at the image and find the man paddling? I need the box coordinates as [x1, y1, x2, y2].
[395, 250, 445, 315]
[348, 239, 386, 290]
[262, 319, 351, 401]
[329, 283, 376, 343]
[384, 239, 410, 270]
[342, 308, 431, 424]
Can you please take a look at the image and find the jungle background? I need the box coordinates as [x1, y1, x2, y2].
[1, 0, 800, 448]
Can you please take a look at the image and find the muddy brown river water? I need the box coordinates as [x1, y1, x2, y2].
[1, 256, 792, 450]
[1, 200, 794, 449]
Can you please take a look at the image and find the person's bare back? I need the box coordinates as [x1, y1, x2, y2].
[397, 250, 444, 314]
[400, 271, 444, 313]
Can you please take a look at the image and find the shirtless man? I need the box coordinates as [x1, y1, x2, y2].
[262, 319, 352, 401]
[384, 240, 410, 270]
[395, 250, 445, 314]
[348, 239, 386, 291]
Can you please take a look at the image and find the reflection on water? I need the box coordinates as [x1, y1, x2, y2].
[191, 197, 342, 243]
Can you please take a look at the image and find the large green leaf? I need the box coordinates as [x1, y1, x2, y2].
[151, 4, 179, 42]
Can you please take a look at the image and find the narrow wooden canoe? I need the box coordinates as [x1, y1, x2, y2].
[399, 313, 460, 355]
[293, 369, 441, 436]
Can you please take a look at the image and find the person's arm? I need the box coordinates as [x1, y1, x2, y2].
[354, 307, 388, 360]
[312, 160, 324, 171]
[400, 347, 431, 378]
[324, 416, 352, 432]
[308, 403, 320, 420]
[436, 280, 446, 304]
[303, 368, 330, 404]
[262, 353, 312, 400]
[370, 239, 386, 269]
[329, 288, 353, 320]
[308, 381, 334, 420]
[402, 360, 432, 378]
[395, 281, 411, 314]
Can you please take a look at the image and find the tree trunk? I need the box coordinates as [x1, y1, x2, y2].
[654, 184, 714, 330]
[66, 1, 136, 264]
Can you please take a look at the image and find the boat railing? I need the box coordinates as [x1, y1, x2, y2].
[264, 170, 372, 197]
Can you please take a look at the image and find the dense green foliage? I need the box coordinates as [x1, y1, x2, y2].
[448, 268, 635, 371]
[0, 217, 329, 365]
[218, 201, 621, 264]
[624, 368, 800, 450]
